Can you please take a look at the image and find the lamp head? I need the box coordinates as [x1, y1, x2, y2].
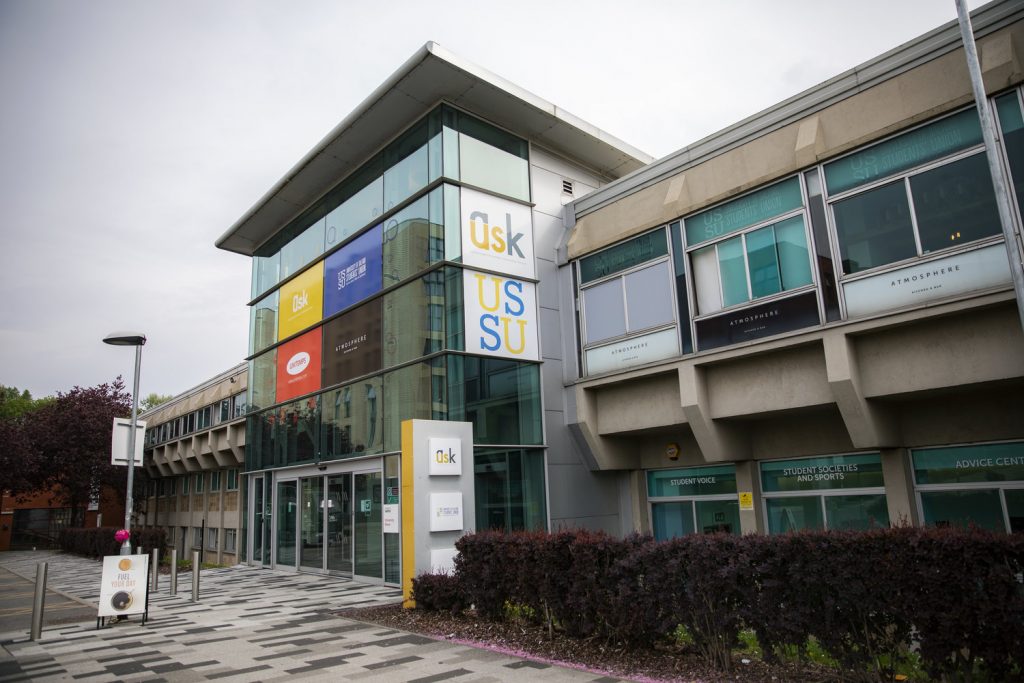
[103, 332, 147, 347]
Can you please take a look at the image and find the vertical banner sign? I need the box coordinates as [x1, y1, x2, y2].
[323, 224, 383, 317]
[275, 327, 322, 402]
[462, 269, 539, 360]
[461, 187, 535, 279]
[278, 262, 324, 340]
[98, 554, 149, 618]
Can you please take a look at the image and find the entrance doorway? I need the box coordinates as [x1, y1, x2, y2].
[265, 462, 384, 580]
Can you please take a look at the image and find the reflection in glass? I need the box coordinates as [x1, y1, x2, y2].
[354, 472, 382, 578]
[326, 175, 384, 250]
[384, 454, 400, 584]
[252, 252, 280, 299]
[321, 378, 383, 460]
[696, 499, 741, 534]
[249, 291, 279, 355]
[384, 119, 429, 211]
[281, 219, 325, 281]
[1005, 488, 1024, 533]
[275, 480, 297, 567]
[766, 496, 824, 533]
[833, 181, 917, 274]
[652, 501, 695, 540]
[382, 191, 445, 287]
[911, 153, 1000, 253]
[582, 279, 626, 343]
[824, 494, 890, 530]
[300, 477, 324, 569]
[623, 262, 675, 331]
[382, 360, 446, 452]
[458, 116, 530, 201]
[448, 356, 541, 446]
[249, 351, 277, 412]
[920, 489, 1004, 532]
[383, 271, 445, 368]
[474, 448, 546, 531]
[718, 236, 748, 307]
[326, 474, 352, 574]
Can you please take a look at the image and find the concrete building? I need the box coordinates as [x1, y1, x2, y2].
[214, 0, 1024, 585]
[139, 364, 247, 565]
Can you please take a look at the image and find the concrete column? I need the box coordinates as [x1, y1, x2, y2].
[881, 448, 919, 527]
[822, 331, 898, 449]
[734, 460, 764, 535]
[677, 363, 749, 463]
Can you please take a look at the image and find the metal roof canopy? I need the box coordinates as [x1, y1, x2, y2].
[216, 41, 653, 256]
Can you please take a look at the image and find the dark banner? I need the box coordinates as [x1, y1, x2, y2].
[322, 298, 382, 387]
[696, 291, 819, 351]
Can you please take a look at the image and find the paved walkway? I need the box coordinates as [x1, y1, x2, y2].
[0, 551, 628, 682]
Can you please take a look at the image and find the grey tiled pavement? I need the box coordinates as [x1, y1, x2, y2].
[0, 551, 630, 682]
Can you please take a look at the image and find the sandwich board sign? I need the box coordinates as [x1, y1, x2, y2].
[98, 554, 150, 623]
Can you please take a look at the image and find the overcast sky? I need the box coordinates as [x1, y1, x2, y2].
[0, 0, 986, 401]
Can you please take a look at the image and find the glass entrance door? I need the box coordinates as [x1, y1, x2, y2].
[300, 477, 324, 570]
[354, 471, 383, 579]
[326, 473, 353, 575]
[251, 475, 269, 566]
[275, 480, 298, 569]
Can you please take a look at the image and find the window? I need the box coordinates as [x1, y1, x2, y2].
[321, 377, 383, 461]
[226, 468, 238, 491]
[186, 412, 196, 434]
[163, 478, 175, 496]
[685, 178, 813, 315]
[193, 472, 204, 493]
[474, 448, 547, 531]
[193, 527, 202, 548]
[197, 406, 211, 430]
[232, 392, 247, 419]
[218, 398, 230, 423]
[206, 527, 219, 551]
[761, 454, 889, 533]
[826, 108, 998, 275]
[456, 112, 530, 202]
[181, 474, 189, 495]
[648, 465, 740, 539]
[210, 471, 221, 492]
[913, 442, 1024, 533]
[249, 351, 276, 413]
[447, 356, 541, 446]
[224, 529, 237, 553]
[383, 270, 445, 368]
[250, 291, 279, 356]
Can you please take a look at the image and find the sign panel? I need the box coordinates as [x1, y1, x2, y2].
[323, 224, 383, 317]
[843, 244, 1012, 318]
[695, 290, 820, 351]
[111, 418, 147, 466]
[428, 437, 463, 476]
[275, 327, 322, 402]
[429, 491, 464, 532]
[461, 187, 535, 280]
[98, 554, 149, 617]
[586, 328, 679, 375]
[761, 453, 884, 492]
[647, 465, 737, 497]
[278, 261, 324, 340]
[462, 269, 539, 361]
[383, 504, 400, 533]
[738, 492, 754, 511]
[912, 442, 1024, 485]
[322, 298, 382, 386]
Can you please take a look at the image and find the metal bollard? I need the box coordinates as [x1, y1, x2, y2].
[30, 562, 47, 641]
[191, 551, 200, 602]
[169, 548, 178, 596]
[150, 548, 159, 593]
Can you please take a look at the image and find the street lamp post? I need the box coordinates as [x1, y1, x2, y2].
[103, 332, 146, 555]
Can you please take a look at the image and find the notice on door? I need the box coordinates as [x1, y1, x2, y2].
[738, 491, 754, 511]
[98, 554, 149, 618]
[383, 504, 399, 533]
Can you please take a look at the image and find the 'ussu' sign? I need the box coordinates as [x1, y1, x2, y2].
[462, 269, 539, 361]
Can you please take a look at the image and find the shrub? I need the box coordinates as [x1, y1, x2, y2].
[58, 526, 167, 559]
[411, 572, 467, 613]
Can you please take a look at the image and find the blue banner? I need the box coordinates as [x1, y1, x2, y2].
[323, 224, 383, 317]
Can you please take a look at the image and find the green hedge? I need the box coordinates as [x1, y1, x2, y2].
[411, 527, 1024, 680]
[58, 527, 167, 559]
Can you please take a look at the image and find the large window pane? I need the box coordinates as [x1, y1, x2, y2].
[383, 271, 445, 368]
[685, 177, 803, 247]
[652, 501, 695, 540]
[280, 220, 325, 281]
[300, 477, 324, 570]
[321, 377, 383, 460]
[766, 496, 824, 533]
[1006, 488, 1024, 533]
[696, 499, 741, 534]
[911, 153, 1000, 253]
[384, 120, 429, 211]
[579, 230, 669, 284]
[718, 236, 749, 307]
[326, 174, 384, 250]
[382, 361, 445, 452]
[775, 215, 813, 290]
[474, 448, 547, 531]
[624, 261, 675, 331]
[920, 489, 1004, 532]
[252, 253, 280, 299]
[277, 396, 319, 466]
[448, 356, 541, 445]
[249, 350, 276, 412]
[458, 115, 530, 202]
[746, 225, 781, 298]
[833, 180, 917, 274]
[997, 93, 1024, 220]
[692, 245, 722, 314]
[249, 291, 279, 356]
[824, 494, 890, 530]
[382, 194, 443, 288]
[582, 279, 626, 343]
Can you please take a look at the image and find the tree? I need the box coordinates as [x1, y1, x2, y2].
[0, 385, 50, 421]
[140, 392, 173, 411]
[20, 378, 133, 526]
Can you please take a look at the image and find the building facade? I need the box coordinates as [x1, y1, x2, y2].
[565, 0, 1024, 538]
[215, 0, 1024, 586]
[139, 364, 247, 565]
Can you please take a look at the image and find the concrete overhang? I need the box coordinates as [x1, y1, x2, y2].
[216, 41, 653, 256]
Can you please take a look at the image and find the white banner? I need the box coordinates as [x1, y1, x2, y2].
[462, 269, 539, 361]
[844, 244, 1011, 318]
[461, 187, 535, 280]
[585, 328, 679, 375]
